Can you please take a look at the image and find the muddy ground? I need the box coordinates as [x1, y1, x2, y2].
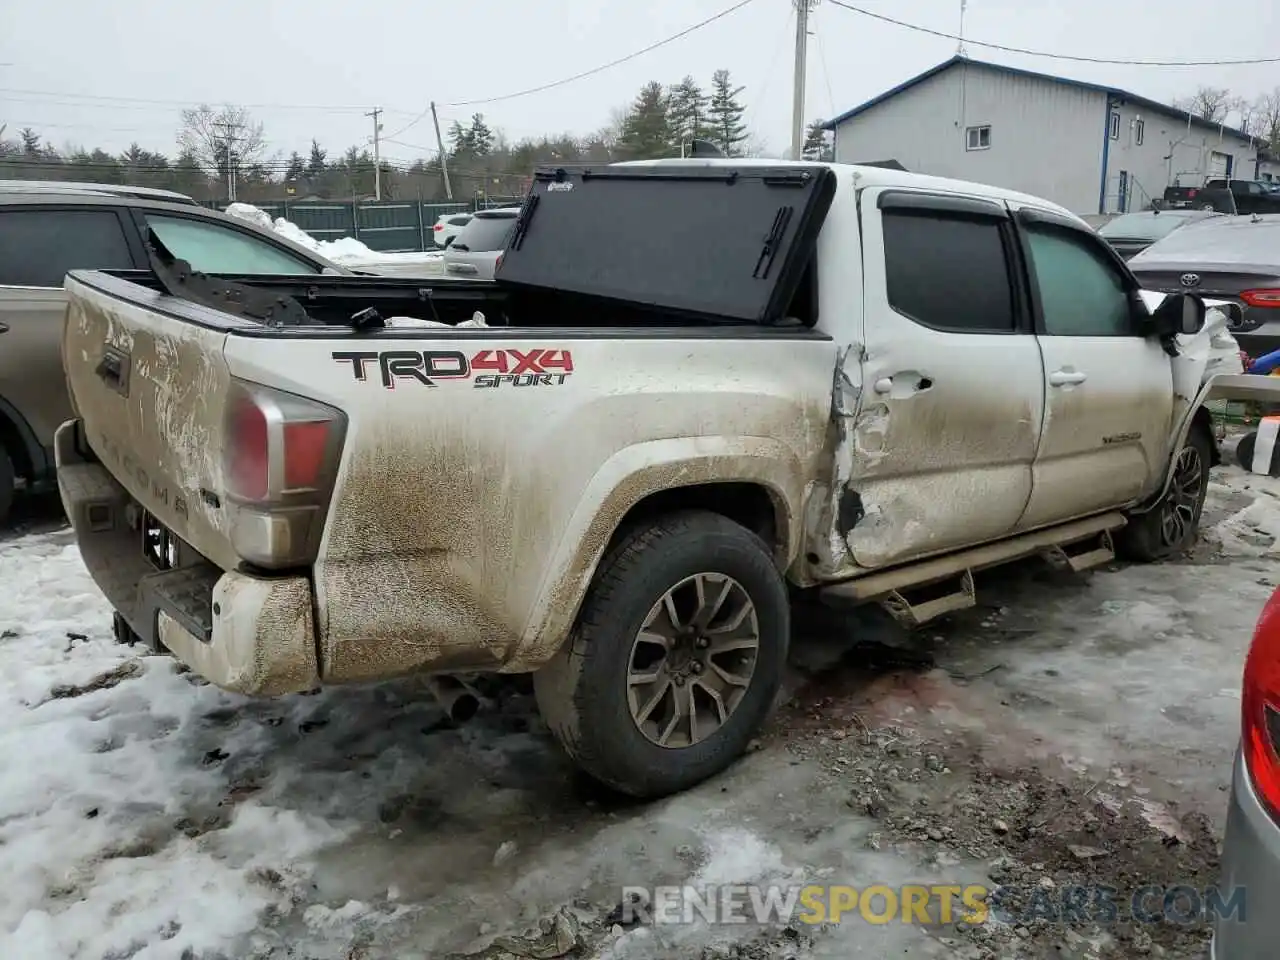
[2, 459, 1277, 960]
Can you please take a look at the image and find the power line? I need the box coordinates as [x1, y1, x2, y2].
[825, 0, 1280, 66]
[0, 88, 418, 114]
[383, 0, 759, 140]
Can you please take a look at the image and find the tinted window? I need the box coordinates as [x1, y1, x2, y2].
[144, 214, 321, 275]
[447, 215, 472, 226]
[882, 210, 1015, 332]
[0, 208, 134, 287]
[1026, 226, 1133, 336]
[453, 213, 516, 252]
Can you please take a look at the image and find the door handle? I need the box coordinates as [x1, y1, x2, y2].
[1049, 369, 1087, 386]
[873, 373, 934, 395]
[0, 321, 8, 334]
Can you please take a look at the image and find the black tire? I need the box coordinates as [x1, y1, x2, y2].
[0, 449, 14, 527]
[534, 510, 789, 798]
[1117, 427, 1213, 561]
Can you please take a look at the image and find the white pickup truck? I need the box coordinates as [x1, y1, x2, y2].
[54, 161, 1276, 798]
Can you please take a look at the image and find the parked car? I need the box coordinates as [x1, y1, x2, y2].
[1213, 584, 1280, 960]
[1096, 209, 1222, 260]
[433, 211, 472, 248]
[1204, 179, 1280, 215]
[52, 160, 1273, 799]
[0, 190, 351, 523]
[1128, 214, 1280, 358]
[0, 179, 200, 205]
[442, 206, 520, 279]
[1162, 181, 1236, 213]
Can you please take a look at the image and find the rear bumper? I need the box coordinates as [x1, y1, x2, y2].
[1212, 750, 1280, 960]
[55, 420, 320, 696]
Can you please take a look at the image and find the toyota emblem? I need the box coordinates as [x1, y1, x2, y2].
[1180, 273, 1201, 287]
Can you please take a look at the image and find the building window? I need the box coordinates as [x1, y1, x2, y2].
[1109, 112, 1120, 140]
[1135, 118, 1145, 145]
[966, 125, 991, 151]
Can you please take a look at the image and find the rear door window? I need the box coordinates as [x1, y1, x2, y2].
[453, 214, 516, 251]
[143, 214, 322, 275]
[0, 208, 136, 287]
[881, 209, 1017, 333]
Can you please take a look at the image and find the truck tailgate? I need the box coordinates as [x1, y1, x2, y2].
[62, 272, 239, 572]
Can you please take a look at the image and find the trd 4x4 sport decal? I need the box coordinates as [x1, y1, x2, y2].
[333, 348, 573, 389]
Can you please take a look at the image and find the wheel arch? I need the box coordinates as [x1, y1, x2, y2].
[0, 393, 49, 481]
[509, 436, 807, 671]
[1136, 373, 1280, 513]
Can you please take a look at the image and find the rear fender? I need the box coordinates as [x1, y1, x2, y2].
[513, 436, 807, 671]
[1140, 373, 1280, 512]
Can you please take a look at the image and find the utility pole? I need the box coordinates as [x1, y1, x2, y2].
[430, 101, 453, 200]
[956, 0, 968, 56]
[366, 107, 383, 200]
[791, 0, 816, 161]
[212, 119, 242, 202]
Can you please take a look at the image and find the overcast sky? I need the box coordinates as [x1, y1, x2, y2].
[3, 0, 1277, 164]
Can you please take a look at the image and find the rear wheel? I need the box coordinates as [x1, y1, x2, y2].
[0, 449, 14, 527]
[1117, 427, 1212, 561]
[534, 510, 789, 798]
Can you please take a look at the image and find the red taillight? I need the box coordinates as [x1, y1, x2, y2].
[283, 420, 331, 490]
[222, 379, 346, 569]
[1241, 289, 1280, 309]
[1242, 587, 1280, 820]
[227, 393, 269, 501]
[434, 224, 444, 231]
[1188, 189, 1198, 197]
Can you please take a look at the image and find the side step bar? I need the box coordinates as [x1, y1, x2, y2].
[822, 512, 1125, 627]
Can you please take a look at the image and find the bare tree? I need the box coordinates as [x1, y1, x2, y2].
[1174, 86, 1235, 123]
[1253, 88, 1280, 150]
[177, 104, 266, 176]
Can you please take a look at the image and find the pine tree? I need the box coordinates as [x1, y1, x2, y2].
[20, 127, 40, 156]
[618, 81, 674, 160]
[802, 121, 834, 161]
[667, 76, 709, 152]
[285, 151, 306, 182]
[468, 114, 495, 158]
[707, 69, 748, 156]
[306, 139, 327, 177]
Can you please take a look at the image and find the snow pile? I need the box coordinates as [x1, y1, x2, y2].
[223, 202, 442, 267]
[0, 531, 358, 960]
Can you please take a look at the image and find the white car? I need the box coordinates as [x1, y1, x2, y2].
[432, 212, 472, 249]
[53, 161, 1278, 800]
[442, 207, 521, 280]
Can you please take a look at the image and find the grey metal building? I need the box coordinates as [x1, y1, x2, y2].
[824, 57, 1260, 215]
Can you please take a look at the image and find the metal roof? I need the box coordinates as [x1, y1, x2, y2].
[821, 56, 1257, 143]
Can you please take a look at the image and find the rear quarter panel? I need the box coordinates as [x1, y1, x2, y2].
[224, 331, 837, 679]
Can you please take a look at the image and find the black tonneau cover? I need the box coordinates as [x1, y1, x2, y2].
[495, 163, 837, 323]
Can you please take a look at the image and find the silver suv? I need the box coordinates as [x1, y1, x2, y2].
[0, 188, 348, 523]
[442, 207, 520, 280]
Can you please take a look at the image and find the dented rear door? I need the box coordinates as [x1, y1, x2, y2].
[841, 187, 1044, 569]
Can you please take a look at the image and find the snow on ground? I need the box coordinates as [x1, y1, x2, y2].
[1, 458, 1278, 960]
[223, 202, 443, 270]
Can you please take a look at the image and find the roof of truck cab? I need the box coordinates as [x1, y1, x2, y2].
[614, 158, 1082, 226]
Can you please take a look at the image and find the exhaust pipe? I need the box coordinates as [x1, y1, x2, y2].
[425, 674, 481, 723]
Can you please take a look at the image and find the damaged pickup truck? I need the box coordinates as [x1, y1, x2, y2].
[55, 160, 1279, 798]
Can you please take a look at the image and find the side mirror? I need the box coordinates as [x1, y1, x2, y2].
[1150, 292, 1205, 337]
